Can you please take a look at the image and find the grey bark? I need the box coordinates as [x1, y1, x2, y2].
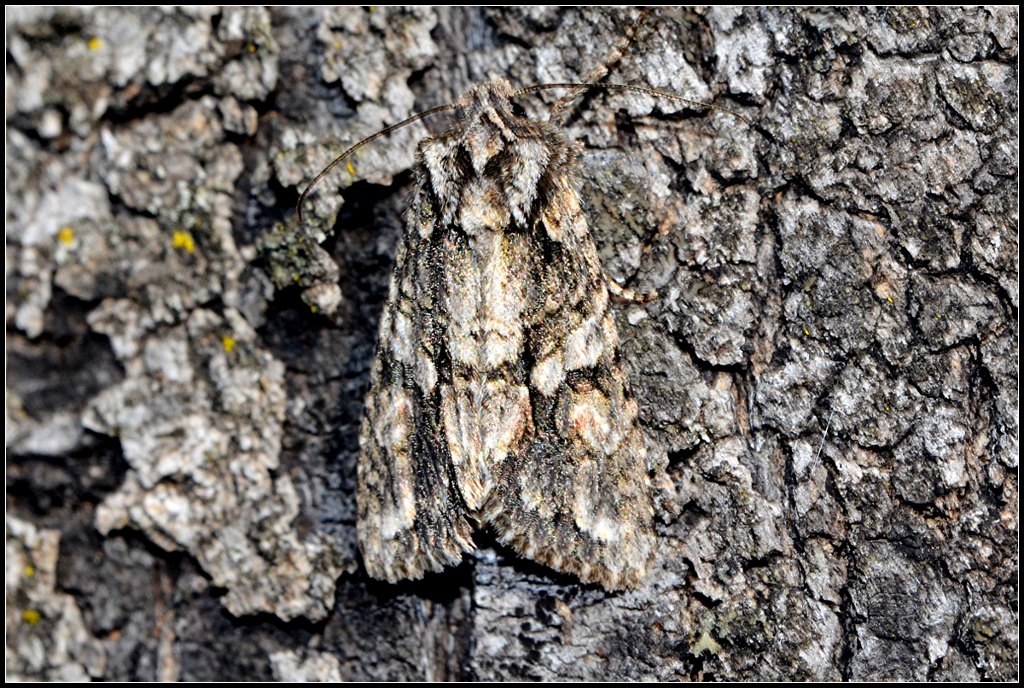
[5, 6, 1017, 681]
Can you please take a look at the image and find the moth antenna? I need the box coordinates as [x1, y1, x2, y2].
[515, 82, 750, 126]
[297, 102, 460, 224]
[549, 9, 654, 118]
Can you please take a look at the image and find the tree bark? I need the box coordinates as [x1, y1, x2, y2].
[6, 6, 1017, 681]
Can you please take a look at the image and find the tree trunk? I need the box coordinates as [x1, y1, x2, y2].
[6, 7, 1017, 681]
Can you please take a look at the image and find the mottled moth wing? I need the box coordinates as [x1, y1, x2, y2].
[357, 211, 476, 582]
[357, 79, 654, 588]
[484, 175, 656, 590]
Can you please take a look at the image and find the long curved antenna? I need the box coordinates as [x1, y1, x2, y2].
[297, 102, 460, 224]
[515, 82, 750, 125]
[549, 9, 653, 118]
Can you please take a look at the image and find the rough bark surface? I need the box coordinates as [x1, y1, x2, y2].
[6, 6, 1018, 681]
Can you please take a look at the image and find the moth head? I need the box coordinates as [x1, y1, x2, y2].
[459, 78, 544, 144]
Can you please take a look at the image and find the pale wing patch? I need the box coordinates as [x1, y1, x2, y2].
[601, 313, 619, 350]
[571, 454, 640, 547]
[531, 351, 565, 397]
[415, 354, 437, 391]
[444, 242, 481, 368]
[421, 142, 462, 225]
[564, 315, 606, 370]
[507, 139, 549, 226]
[443, 380, 530, 511]
[441, 383, 485, 508]
[564, 387, 613, 454]
[541, 186, 585, 242]
[481, 381, 530, 468]
[481, 234, 527, 369]
[564, 286, 611, 370]
[369, 388, 417, 539]
[391, 309, 415, 363]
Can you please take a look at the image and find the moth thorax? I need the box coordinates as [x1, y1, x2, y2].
[459, 178, 511, 235]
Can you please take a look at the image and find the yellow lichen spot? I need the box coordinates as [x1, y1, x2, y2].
[346, 161, 356, 175]
[885, 405, 891, 412]
[57, 226, 75, 246]
[247, 42, 257, 53]
[803, 327, 810, 336]
[222, 336, 236, 353]
[310, 305, 319, 314]
[935, 313, 943, 319]
[691, 630, 721, 656]
[172, 230, 196, 253]
[87, 36, 103, 51]
[24, 565, 36, 578]
[887, 296, 894, 304]
[22, 609, 42, 625]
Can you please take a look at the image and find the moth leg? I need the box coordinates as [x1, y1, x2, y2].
[605, 276, 658, 305]
[601, 195, 684, 304]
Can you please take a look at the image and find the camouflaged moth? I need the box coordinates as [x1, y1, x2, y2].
[298, 12, 746, 590]
[354, 78, 656, 590]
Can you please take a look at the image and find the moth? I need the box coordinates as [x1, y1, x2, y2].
[354, 77, 655, 590]
[298, 14, 743, 590]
